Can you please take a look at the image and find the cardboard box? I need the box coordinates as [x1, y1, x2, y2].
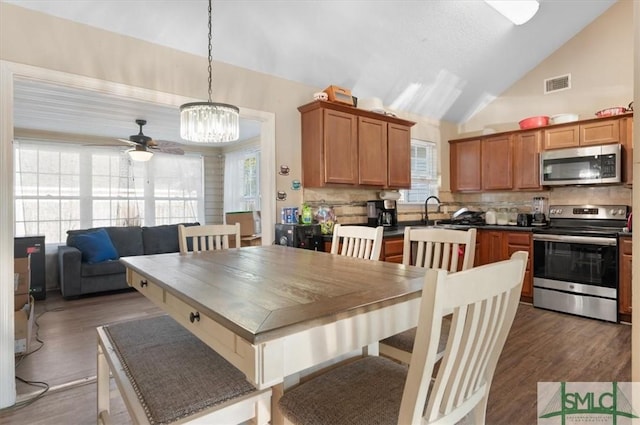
[15, 299, 34, 355]
[226, 211, 260, 236]
[14, 257, 30, 311]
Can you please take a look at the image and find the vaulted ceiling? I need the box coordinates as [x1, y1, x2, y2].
[4, 0, 617, 143]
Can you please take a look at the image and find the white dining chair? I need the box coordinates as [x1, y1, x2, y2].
[379, 227, 477, 363]
[278, 251, 528, 425]
[330, 223, 384, 261]
[178, 223, 241, 253]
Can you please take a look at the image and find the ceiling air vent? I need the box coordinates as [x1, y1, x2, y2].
[544, 74, 571, 94]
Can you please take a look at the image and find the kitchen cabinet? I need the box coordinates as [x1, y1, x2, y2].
[482, 135, 513, 190]
[619, 235, 632, 322]
[450, 114, 633, 192]
[450, 139, 482, 192]
[358, 116, 388, 186]
[621, 117, 633, 184]
[449, 135, 515, 192]
[475, 229, 533, 302]
[505, 232, 533, 302]
[381, 236, 404, 263]
[543, 117, 620, 150]
[299, 101, 415, 189]
[513, 130, 542, 190]
[387, 123, 412, 188]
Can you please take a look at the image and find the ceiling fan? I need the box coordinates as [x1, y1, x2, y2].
[118, 119, 184, 161]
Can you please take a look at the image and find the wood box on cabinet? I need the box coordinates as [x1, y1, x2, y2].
[299, 101, 415, 189]
[619, 235, 632, 322]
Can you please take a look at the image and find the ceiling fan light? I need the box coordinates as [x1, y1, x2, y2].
[485, 0, 539, 25]
[180, 102, 240, 143]
[127, 147, 154, 162]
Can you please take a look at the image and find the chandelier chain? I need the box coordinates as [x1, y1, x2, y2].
[207, 0, 213, 103]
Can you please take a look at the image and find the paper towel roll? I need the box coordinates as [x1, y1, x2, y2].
[379, 191, 401, 201]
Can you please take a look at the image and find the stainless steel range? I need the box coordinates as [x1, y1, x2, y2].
[532, 204, 630, 322]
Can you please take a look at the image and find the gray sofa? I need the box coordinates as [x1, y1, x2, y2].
[58, 223, 198, 299]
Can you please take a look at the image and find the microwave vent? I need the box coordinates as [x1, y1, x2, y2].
[544, 74, 571, 94]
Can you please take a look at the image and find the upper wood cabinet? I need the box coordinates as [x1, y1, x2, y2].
[621, 117, 634, 184]
[543, 117, 620, 150]
[450, 113, 633, 192]
[450, 135, 514, 192]
[450, 139, 482, 192]
[299, 101, 415, 188]
[387, 123, 413, 188]
[482, 135, 513, 190]
[358, 116, 388, 186]
[513, 130, 542, 190]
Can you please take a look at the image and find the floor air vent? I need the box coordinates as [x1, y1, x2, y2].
[544, 74, 571, 94]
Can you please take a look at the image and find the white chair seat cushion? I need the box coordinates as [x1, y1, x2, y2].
[104, 315, 258, 424]
[279, 357, 410, 425]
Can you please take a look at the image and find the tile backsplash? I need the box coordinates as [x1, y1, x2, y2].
[302, 185, 633, 225]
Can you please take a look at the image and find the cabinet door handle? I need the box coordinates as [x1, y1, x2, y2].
[140, 280, 148, 288]
[189, 312, 200, 323]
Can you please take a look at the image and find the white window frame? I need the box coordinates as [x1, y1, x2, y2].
[400, 139, 439, 204]
[14, 140, 204, 243]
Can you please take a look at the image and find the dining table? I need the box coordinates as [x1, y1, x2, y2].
[120, 244, 427, 421]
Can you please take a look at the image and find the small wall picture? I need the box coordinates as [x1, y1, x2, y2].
[277, 191, 287, 201]
[279, 165, 290, 176]
[291, 179, 301, 190]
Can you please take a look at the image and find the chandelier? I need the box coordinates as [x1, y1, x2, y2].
[180, 0, 239, 143]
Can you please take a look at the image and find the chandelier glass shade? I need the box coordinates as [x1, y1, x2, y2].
[180, 0, 240, 144]
[180, 101, 240, 143]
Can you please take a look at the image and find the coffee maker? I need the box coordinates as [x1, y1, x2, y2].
[367, 200, 398, 229]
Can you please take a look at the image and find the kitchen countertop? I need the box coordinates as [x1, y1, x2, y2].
[321, 222, 537, 240]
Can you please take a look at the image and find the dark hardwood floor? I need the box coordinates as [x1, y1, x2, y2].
[0, 290, 631, 424]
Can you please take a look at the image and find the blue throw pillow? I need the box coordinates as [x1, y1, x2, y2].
[71, 228, 119, 264]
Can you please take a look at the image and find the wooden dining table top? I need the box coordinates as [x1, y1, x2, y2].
[120, 245, 426, 344]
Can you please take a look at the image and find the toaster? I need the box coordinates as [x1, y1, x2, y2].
[516, 213, 533, 227]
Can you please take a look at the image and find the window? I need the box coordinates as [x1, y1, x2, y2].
[400, 139, 438, 203]
[223, 145, 261, 213]
[14, 141, 204, 243]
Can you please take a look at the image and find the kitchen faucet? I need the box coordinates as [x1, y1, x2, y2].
[424, 196, 441, 224]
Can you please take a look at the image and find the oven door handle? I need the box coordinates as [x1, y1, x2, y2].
[532, 234, 617, 246]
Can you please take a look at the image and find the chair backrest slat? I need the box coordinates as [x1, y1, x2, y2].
[331, 224, 383, 261]
[178, 223, 241, 253]
[402, 227, 477, 273]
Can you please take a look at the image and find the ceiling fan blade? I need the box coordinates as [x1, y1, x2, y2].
[148, 139, 185, 155]
[149, 145, 185, 155]
[117, 138, 136, 146]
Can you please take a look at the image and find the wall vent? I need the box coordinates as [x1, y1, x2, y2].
[544, 74, 571, 94]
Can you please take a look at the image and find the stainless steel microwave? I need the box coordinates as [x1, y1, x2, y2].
[540, 144, 621, 186]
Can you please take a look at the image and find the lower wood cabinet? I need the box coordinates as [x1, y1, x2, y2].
[381, 236, 404, 263]
[475, 229, 533, 303]
[619, 236, 632, 322]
